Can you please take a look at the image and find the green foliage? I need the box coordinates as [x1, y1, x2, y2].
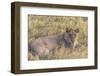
[28, 15, 88, 60]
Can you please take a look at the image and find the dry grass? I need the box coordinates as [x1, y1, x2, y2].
[28, 15, 88, 60]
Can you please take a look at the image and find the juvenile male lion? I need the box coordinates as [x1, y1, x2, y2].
[29, 28, 79, 59]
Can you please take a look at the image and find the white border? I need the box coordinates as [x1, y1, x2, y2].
[20, 6, 95, 70]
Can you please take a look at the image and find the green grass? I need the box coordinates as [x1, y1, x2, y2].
[28, 15, 88, 60]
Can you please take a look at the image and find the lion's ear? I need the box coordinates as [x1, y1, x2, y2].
[66, 28, 72, 32]
[75, 28, 79, 33]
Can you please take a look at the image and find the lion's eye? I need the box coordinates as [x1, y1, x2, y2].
[72, 33, 76, 38]
[74, 33, 76, 36]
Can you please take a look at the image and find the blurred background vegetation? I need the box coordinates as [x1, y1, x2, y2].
[28, 15, 88, 60]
